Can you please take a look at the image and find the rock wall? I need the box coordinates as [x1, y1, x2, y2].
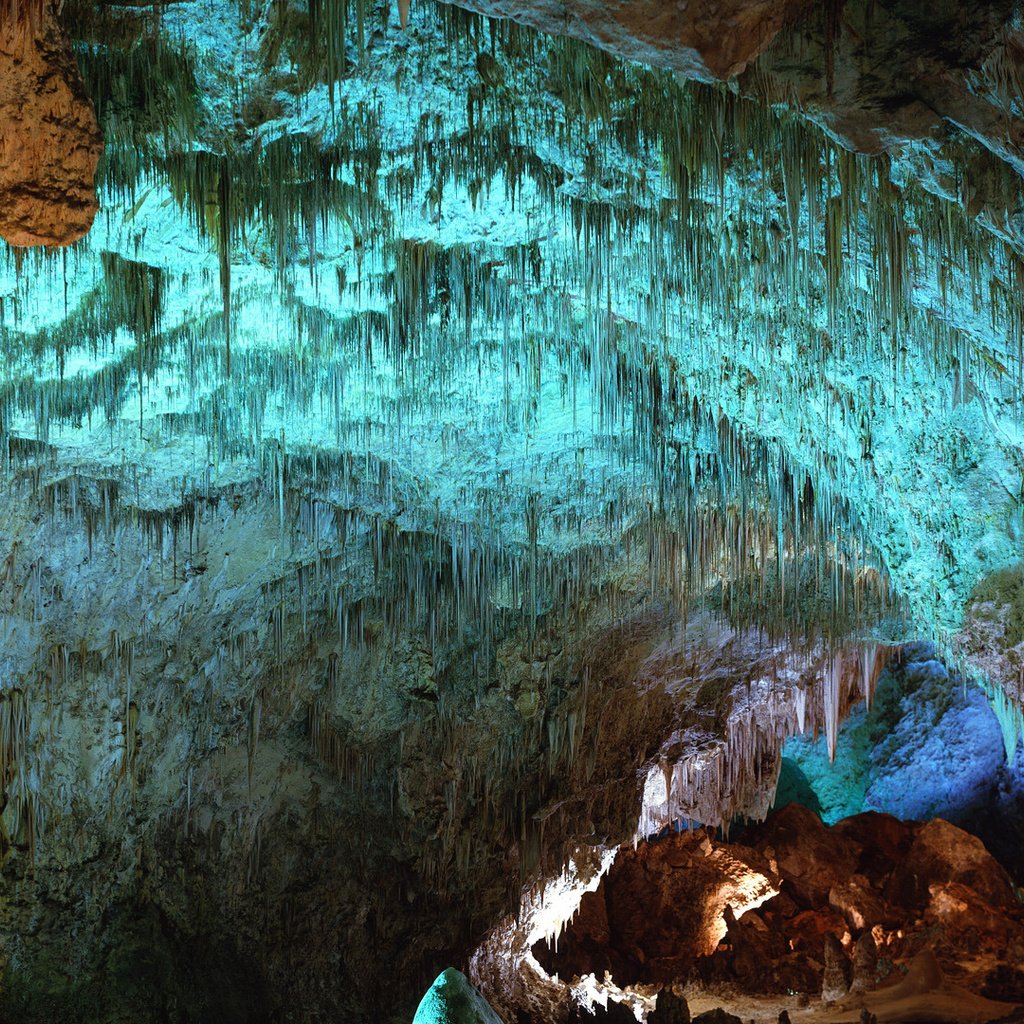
[0, 2, 101, 246]
[776, 643, 1024, 882]
[0, 1, 1022, 1019]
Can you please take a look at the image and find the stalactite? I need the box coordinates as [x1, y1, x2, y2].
[0, 0, 1021, 872]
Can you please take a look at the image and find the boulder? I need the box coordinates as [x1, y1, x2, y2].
[751, 803, 860, 908]
[649, 991, 690, 1024]
[829, 874, 888, 932]
[885, 819, 1018, 912]
[692, 1010, 742, 1024]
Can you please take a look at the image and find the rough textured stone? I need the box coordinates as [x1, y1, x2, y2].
[691, 1011, 743, 1024]
[886, 818, 1019, 912]
[525, 803, 1024, 1018]
[0, 4, 101, 247]
[532, 829, 779, 986]
[829, 875, 888, 933]
[749, 803, 861, 909]
[412, 968, 503, 1024]
[649, 991, 690, 1024]
[822, 932, 851, 1003]
[0, 0, 1022, 1019]
[441, 0, 813, 81]
[850, 931, 878, 994]
[441, 0, 1024, 259]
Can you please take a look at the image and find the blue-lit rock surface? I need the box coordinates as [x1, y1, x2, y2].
[776, 644, 1024, 881]
[413, 969, 503, 1024]
[0, 0, 1022, 1021]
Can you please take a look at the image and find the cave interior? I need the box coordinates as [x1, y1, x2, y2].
[1, 0, 1024, 1022]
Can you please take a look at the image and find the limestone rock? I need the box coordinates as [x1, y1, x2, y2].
[567, 999, 637, 1024]
[829, 875, 888, 933]
[411, 968, 503, 1024]
[831, 813, 916, 887]
[440, 0, 814, 81]
[691, 1010, 743, 1024]
[532, 829, 779, 985]
[822, 932, 851, 1003]
[850, 931, 878, 994]
[649, 991, 690, 1024]
[750, 803, 861, 909]
[885, 818, 1019, 912]
[587, 1001, 636, 1024]
[442, 0, 1024, 258]
[0, 3, 101, 247]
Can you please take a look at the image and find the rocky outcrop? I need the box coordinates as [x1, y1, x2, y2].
[885, 817, 1020, 911]
[527, 806, 1024, 1015]
[437, 0, 814, 81]
[441, 0, 1024, 250]
[531, 830, 780, 985]
[751, 803, 861, 908]
[0, 3, 101, 246]
[958, 565, 1024, 704]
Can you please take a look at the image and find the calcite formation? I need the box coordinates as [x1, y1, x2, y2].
[527, 806, 1024, 1016]
[0, 2, 102, 246]
[438, 0, 815, 81]
[0, 0, 1022, 1021]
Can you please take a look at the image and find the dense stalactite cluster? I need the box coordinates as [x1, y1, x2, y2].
[4, 1, 1021, 643]
[0, 0, 1022, 1021]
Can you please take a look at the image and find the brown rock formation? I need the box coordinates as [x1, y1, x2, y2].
[885, 818, 1020, 913]
[441, 0, 1024, 251]
[524, 805, 1024, 1016]
[822, 932, 852, 1003]
[439, 0, 814, 81]
[531, 829, 780, 986]
[749, 802, 861, 908]
[829, 875, 888, 933]
[0, 2, 101, 247]
[649, 991, 690, 1024]
[850, 931, 879, 995]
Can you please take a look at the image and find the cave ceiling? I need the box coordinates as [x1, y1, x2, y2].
[0, 0, 1022, 1020]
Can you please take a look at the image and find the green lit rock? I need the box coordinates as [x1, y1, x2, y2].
[411, 969, 502, 1024]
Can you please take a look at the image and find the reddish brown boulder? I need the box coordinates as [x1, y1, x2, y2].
[534, 806, 1024, 1006]
[921, 882, 1024, 971]
[785, 907, 849, 957]
[832, 812, 918, 887]
[885, 818, 1019, 913]
[749, 803, 861, 908]
[532, 830, 779, 985]
[0, 3, 101, 247]
[829, 874, 889, 933]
